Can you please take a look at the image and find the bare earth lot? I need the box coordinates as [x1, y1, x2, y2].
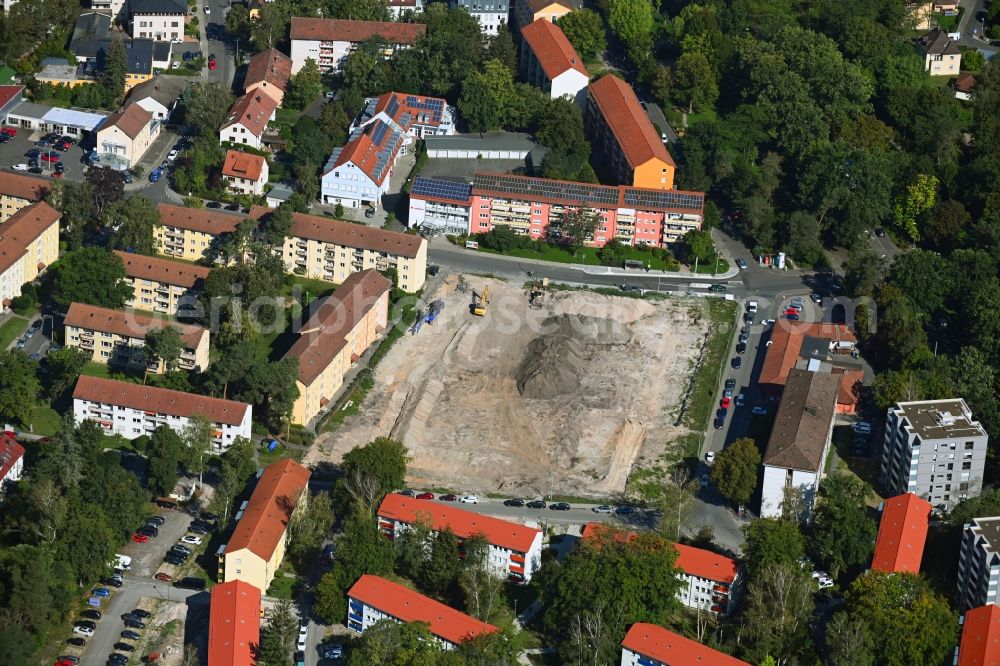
[309, 276, 709, 498]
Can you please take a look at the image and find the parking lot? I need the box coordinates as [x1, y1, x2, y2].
[0, 127, 91, 183]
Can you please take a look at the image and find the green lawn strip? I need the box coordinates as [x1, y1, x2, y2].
[30, 405, 62, 436]
[0, 315, 27, 350]
[682, 299, 738, 432]
[474, 245, 677, 271]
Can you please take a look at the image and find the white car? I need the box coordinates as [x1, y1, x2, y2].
[297, 634, 307, 651]
[204, 5, 210, 12]
[592, 505, 613, 514]
[705, 451, 716, 464]
[180, 535, 202, 545]
[751, 406, 768, 415]
[167, 149, 178, 161]
[817, 577, 834, 589]
[171, 61, 180, 69]
[811, 570, 829, 580]
[458, 495, 479, 504]
[12, 163, 29, 171]
[73, 626, 94, 637]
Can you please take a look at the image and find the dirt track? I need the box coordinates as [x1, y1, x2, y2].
[308, 276, 708, 497]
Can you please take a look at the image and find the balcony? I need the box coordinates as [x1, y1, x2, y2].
[78, 338, 94, 348]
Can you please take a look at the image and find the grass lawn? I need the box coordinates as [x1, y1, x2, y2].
[0, 315, 27, 350]
[80, 361, 113, 380]
[933, 9, 962, 32]
[319, 372, 373, 434]
[475, 245, 678, 271]
[283, 275, 338, 302]
[690, 258, 731, 274]
[682, 299, 738, 432]
[257, 447, 304, 468]
[31, 405, 62, 436]
[266, 571, 298, 599]
[164, 58, 204, 77]
[274, 108, 300, 126]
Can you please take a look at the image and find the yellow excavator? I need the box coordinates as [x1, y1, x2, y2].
[472, 286, 489, 316]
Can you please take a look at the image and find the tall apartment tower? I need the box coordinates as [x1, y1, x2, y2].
[957, 517, 1000, 610]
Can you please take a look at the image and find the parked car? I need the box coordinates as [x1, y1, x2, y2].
[114, 643, 136, 652]
[92, 587, 111, 597]
[503, 498, 524, 507]
[615, 506, 634, 515]
[550, 502, 571, 511]
[1, 126, 17, 135]
[810, 292, 822, 303]
[103, 577, 123, 588]
[751, 406, 768, 415]
[526, 500, 546, 509]
[705, 451, 716, 464]
[725, 378, 736, 390]
[132, 533, 149, 544]
[735, 342, 746, 354]
[323, 643, 343, 660]
[170, 545, 192, 556]
[148, 168, 162, 182]
[28, 166, 42, 175]
[415, 492, 434, 500]
[720, 397, 731, 409]
[56, 655, 80, 663]
[364, 207, 375, 219]
[225, 203, 241, 211]
[174, 577, 206, 590]
[75, 620, 96, 630]
[736, 393, 745, 407]
[784, 313, 800, 321]
[81, 609, 102, 620]
[700, 474, 709, 488]
[187, 524, 209, 535]
[397, 489, 415, 497]
[120, 630, 141, 640]
[12, 163, 28, 171]
[592, 505, 613, 514]
[439, 494, 457, 501]
[145, 516, 166, 526]
[40, 153, 60, 163]
[154, 572, 173, 582]
[72, 626, 94, 637]
[731, 357, 742, 369]
[458, 495, 479, 504]
[208, 59, 217, 70]
[54, 162, 64, 174]
[179, 535, 202, 545]
[714, 415, 724, 429]
[736, 258, 748, 269]
[66, 638, 86, 647]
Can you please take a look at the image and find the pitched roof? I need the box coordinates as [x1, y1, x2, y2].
[621, 623, 750, 666]
[248, 206, 424, 258]
[674, 543, 739, 584]
[0, 84, 24, 109]
[525, 0, 574, 13]
[73, 375, 251, 424]
[244, 48, 292, 93]
[222, 150, 267, 182]
[759, 322, 858, 388]
[762, 369, 841, 472]
[221, 91, 278, 138]
[0, 202, 60, 274]
[921, 28, 962, 56]
[127, 75, 186, 108]
[587, 74, 675, 169]
[101, 103, 153, 140]
[325, 118, 404, 186]
[156, 202, 244, 235]
[283, 270, 391, 385]
[64, 303, 208, 349]
[348, 575, 498, 645]
[520, 18, 588, 80]
[69, 12, 113, 59]
[955, 72, 978, 93]
[123, 39, 154, 76]
[225, 459, 311, 560]
[366, 91, 450, 131]
[130, 0, 186, 14]
[0, 433, 25, 481]
[208, 580, 260, 666]
[290, 17, 426, 44]
[0, 171, 50, 202]
[377, 493, 542, 553]
[871, 493, 932, 574]
[113, 250, 210, 288]
[959, 604, 1000, 666]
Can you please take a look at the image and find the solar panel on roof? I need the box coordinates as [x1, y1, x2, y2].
[386, 96, 400, 119]
[404, 95, 443, 122]
[473, 173, 619, 207]
[370, 121, 389, 146]
[623, 188, 704, 212]
[411, 177, 472, 202]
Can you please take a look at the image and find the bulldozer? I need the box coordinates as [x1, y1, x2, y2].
[471, 286, 489, 316]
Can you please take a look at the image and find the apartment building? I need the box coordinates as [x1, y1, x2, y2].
[347, 575, 498, 648]
[220, 459, 311, 592]
[208, 580, 261, 666]
[219, 91, 278, 150]
[0, 433, 25, 493]
[0, 172, 50, 222]
[96, 102, 160, 168]
[222, 150, 269, 196]
[63, 303, 210, 373]
[519, 18, 589, 106]
[870, 492, 932, 574]
[956, 603, 1000, 665]
[289, 18, 426, 74]
[449, 0, 508, 35]
[72, 375, 252, 448]
[115, 250, 210, 316]
[881, 399, 988, 510]
[386, 0, 423, 17]
[130, 0, 186, 41]
[248, 205, 428, 292]
[320, 118, 404, 209]
[958, 517, 1000, 610]
[920, 28, 962, 76]
[356, 91, 456, 139]
[154, 203, 243, 261]
[586, 74, 676, 190]
[760, 369, 840, 519]
[621, 623, 750, 666]
[243, 48, 293, 106]
[284, 270, 390, 425]
[407, 178, 473, 235]
[0, 202, 60, 311]
[515, 0, 574, 29]
[409, 171, 704, 247]
[377, 493, 544, 583]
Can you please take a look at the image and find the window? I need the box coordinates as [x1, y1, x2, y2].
[966, 441, 975, 450]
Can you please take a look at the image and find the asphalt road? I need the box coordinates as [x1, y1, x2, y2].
[203, 0, 238, 89]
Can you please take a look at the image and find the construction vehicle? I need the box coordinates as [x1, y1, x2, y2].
[471, 287, 489, 316]
[425, 300, 444, 324]
[527, 281, 546, 308]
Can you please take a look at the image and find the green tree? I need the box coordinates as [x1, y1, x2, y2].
[265, 599, 299, 653]
[557, 9, 607, 61]
[233, 357, 300, 429]
[336, 437, 408, 513]
[825, 612, 875, 666]
[288, 490, 333, 562]
[742, 518, 804, 579]
[144, 326, 183, 382]
[554, 208, 601, 255]
[286, 58, 323, 109]
[210, 437, 258, 523]
[108, 195, 159, 254]
[709, 437, 760, 506]
[458, 59, 515, 132]
[419, 527, 462, 597]
[319, 101, 352, 147]
[650, 65, 673, 110]
[343, 38, 391, 96]
[102, 39, 127, 100]
[146, 425, 184, 497]
[743, 562, 815, 662]
[607, 0, 654, 62]
[180, 414, 213, 483]
[182, 82, 236, 138]
[224, 2, 251, 42]
[348, 619, 442, 666]
[79, 463, 147, 540]
[53, 247, 131, 308]
[0, 350, 40, 427]
[85, 167, 126, 219]
[485, 29, 518, 74]
[681, 228, 715, 264]
[673, 51, 718, 113]
[44, 347, 87, 400]
[249, 1, 289, 48]
[537, 97, 591, 181]
[809, 474, 876, 577]
[894, 173, 938, 241]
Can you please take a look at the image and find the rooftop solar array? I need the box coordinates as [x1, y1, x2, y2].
[405, 95, 443, 123]
[385, 95, 401, 119]
[368, 120, 390, 146]
[411, 177, 472, 202]
[473, 173, 620, 207]
[623, 188, 704, 212]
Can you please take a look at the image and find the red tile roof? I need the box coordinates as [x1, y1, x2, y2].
[587, 74, 675, 169]
[0, 201, 59, 274]
[520, 18, 588, 80]
[759, 322, 858, 389]
[290, 17, 426, 44]
[621, 623, 750, 666]
[0, 432, 25, 482]
[674, 543, 739, 584]
[371, 91, 450, 131]
[283, 269, 391, 385]
[114, 250, 210, 288]
[157, 202, 243, 235]
[208, 580, 260, 666]
[225, 459, 311, 561]
[329, 119, 402, 185]
[377, 493, 541, 554]
[244, 48, 292, 94]
[64, 302, 208, 349]
[0, 171, 50, 202]
[102, 103, 153, 140]
[221, 91, 278, 139]
[222, 150, 266, 182]
[0, 85, 24, 109]
[248, 206, 424, 258]
[959, 604, 1000, 666]
[581, 522, 638, 545]
[348, 575, 498, 645]
[73, 375, 251, 425]
[871, 493, 932, 574]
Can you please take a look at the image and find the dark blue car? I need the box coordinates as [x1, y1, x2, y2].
[148, 168, 162, 183]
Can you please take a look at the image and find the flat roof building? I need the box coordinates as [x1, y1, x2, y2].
[959, 518, 1000, 611]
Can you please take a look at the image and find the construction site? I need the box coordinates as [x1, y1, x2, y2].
[308, 275, 712, 497]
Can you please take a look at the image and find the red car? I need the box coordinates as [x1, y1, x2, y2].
[208, 59, 217, 70]
[40, 153, 60, 163]
[416, 492, 434, 500]
[720, 397, 731, 408]
[132, 533, 149, 543]
[2, 127, 16, 136]
[154, 572, 172, 582]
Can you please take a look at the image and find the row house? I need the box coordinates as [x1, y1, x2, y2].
[0, 202, 60, 311]
[586, 74, 676, 191]
[881, 399, 988, 511]
[130, 0, 187, 42]
[289, 18, 426, 74]
[248, 205, 428, 292]
[870, 492, 932, 574]
[377, 493, 544, 583]
[72, 375, 252, 450]
[0, 170, 49, 223]
[96, 102, 160, 168]
[243, 48, 293, 106]
[348, 575, 498, 648]
[222, 150, 269, 197]
[283, 270, 390, 425]
[63, 302, 210, 373]
[408, 172, 704, 247]
[208, 580, 261, 666]
[320, 117, 405, 210]
[621, 623, 750, 666]
[958, 516, 1000, 611]
[154, 203, 243, 261]
[114, 250, 210, 316]
[220, 459, 311, 592]
[219, 91, 278, 151]
[519, 18, 589, 107]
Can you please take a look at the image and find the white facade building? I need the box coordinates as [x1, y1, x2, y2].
[449, 0, 508, 35]
[0, 434, 25, 493]
[72, 375, 252, 453]
[289, 17, 426, 74]
[519, 18, 590, 106]
[219, 91, 278, 150]
[958, 517, 1000, 611]
[130, 0, 187, 41]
